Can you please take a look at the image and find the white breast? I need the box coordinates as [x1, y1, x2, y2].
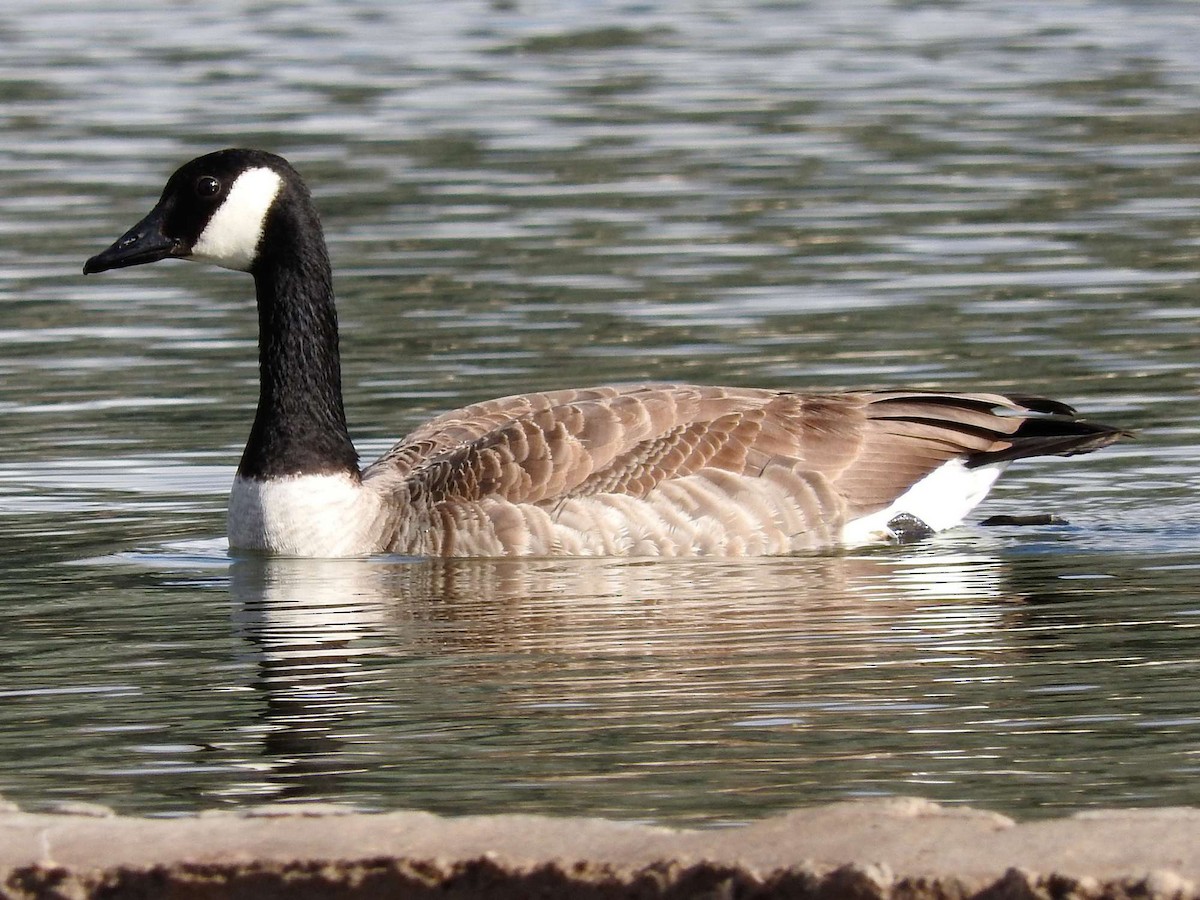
[228, 473, 385, 557]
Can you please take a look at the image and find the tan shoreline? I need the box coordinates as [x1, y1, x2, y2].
[1, 796, 1197, 898]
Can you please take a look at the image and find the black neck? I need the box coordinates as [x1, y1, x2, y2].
[236, 201, 359, 481]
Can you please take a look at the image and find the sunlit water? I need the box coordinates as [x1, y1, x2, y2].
[1, 0, 1199, 824]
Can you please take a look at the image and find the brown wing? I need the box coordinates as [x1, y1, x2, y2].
[362, 384, 1121, 519]
[365, 384, 781, 505]
[367, 385, 661, 481]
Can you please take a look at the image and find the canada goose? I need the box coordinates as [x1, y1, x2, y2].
[84, 149, 1125, 558]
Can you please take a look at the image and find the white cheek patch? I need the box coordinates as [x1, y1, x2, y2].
[189, 167, 283, 271]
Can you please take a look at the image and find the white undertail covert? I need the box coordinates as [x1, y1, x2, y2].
[841, 459, 1006, 545]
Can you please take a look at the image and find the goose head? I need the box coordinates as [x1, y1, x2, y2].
[84, 149, 298, 276]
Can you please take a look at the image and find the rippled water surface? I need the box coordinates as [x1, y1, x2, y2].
[2, 0, 1199, 823]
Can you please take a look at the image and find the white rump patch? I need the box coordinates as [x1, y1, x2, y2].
[842, 459, 1007, 546]
[190, 167, 283, 271]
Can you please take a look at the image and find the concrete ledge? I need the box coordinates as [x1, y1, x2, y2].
[1, 797, 1198, 898]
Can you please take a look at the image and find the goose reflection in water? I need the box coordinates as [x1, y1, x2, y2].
[222, 545, 1026, 810]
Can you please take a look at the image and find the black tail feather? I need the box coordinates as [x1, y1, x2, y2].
[1002, 394, 1080, 417]
[966, 406, 1130, 468]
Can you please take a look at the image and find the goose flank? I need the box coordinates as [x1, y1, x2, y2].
[84, 149, 1127, 557]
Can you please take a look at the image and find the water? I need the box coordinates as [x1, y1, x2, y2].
[1, 0, 1199, 824]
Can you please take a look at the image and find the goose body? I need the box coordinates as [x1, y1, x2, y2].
[84, 150, 1125, 558]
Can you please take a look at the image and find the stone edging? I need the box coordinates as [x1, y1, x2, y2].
[1, 797, 1198, 898]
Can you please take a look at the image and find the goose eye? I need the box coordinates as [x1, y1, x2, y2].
[195, 176, 221, 198]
